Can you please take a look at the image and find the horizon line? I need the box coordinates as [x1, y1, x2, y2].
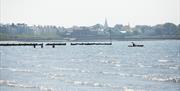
[0, 22, 179, 28]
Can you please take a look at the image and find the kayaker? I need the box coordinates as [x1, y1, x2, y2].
[131, 42, 136, 46]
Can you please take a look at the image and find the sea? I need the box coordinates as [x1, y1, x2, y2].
[0, 40, 180, 91]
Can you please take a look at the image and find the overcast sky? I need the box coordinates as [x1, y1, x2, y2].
[0, 0, 179, 27]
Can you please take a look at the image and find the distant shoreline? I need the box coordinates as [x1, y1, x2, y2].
[0, 38, 179, 42]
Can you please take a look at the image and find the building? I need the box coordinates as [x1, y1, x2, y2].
[104, 18, 108, 30]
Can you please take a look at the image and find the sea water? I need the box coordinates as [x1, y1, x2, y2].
[0, 40, 180, 91]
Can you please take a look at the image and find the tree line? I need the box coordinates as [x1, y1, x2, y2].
[0, 22, 179, 41]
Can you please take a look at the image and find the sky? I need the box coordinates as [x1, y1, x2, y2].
[0, 0, 180, 27]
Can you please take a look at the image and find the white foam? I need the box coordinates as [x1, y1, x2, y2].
[0, 67, 35, 73]
[158, 59, 169, 62]
[45, 72, 65, 80]
[0, 80, 36, 88]
[0, 80, 56, 91]
[169, 65, 180, 70]
[169, 66, 178, 70]
[144, 75, 180, 83]
[138, 63, 144, 68]
[123, 87, 134, 91]
[138, 63, 152, 68]
[108, 85, 121, 88]
[71, 80, 106, 87]
[72, 80, 90, 86]
[53, 67, 79, 71]
[115, 64, 121, 67]
[93, 82, 102, 87]
[39, 86, 55, 91]
[122, 86, 145, 91]
[36, 64, 42, 67]
[0, 80, 16, 85]
[73, 81, 83, 85]
[153, 77, 180, 83]
[101, 71, 130, 77]
[100, 60, 120, 64]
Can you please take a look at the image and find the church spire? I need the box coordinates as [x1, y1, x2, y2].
[104, 18, 108, 29]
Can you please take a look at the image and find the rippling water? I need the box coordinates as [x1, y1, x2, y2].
[0, 40, 180, 91]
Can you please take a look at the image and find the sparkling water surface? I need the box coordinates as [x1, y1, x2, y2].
[0, 40, 180, 91]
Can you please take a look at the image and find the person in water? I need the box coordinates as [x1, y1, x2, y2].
[131, 42, 136, 46]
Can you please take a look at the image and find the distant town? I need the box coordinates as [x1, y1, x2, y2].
[0, 19, 180, 41]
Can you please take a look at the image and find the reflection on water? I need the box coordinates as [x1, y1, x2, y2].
[0, 40, 180, 91]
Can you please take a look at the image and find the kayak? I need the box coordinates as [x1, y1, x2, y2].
[128, 45, 144, 47]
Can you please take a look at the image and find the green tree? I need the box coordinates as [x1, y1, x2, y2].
[163, 23, 177, 35]
[176, 24, 180, 35]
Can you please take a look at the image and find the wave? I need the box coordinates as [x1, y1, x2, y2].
[36, 64, 42, 67]
[0, 80, 56, 91]
[46, 73, 113, 88]
[122, 86, 146, 91]
[100, 71, 129, 76]
[115, 64, 121, 67]
[99, 71, 141, 77]
[39, 86, 55, 91]
[169, 65, 180, 70]
[144, 75, 180, 83]
[47, 73, 65, 80]
[0, 80, 147, 91]
[0, 80, 16, 85]
[0, 80, 36, 88]
[70, 80, 112, 88]
[99, 71, 180, 83]
[53, 67, 90, 73]
[137, 63, 152, 68]
[100, 60, 120, 64]
[66, 80, 122, 89]
[158, 59, 169, 63]
[45, 72, 146, 90]
[53, 67, 80, 71]
[72, 81, 89, 85]
[0, 67, 36, 73]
